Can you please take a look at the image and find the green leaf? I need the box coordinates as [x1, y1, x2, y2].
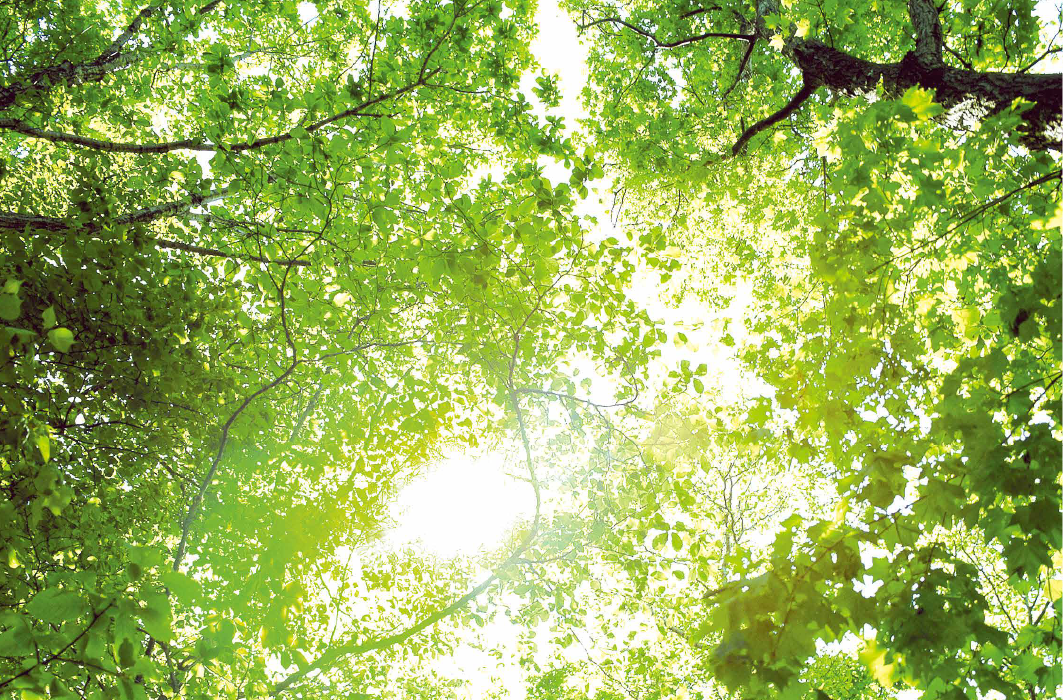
[0, 620, 32, 656]
[899, 86, 943, 121]
[117, 638, 136, 668]
[25, 588, 86, 626]
[140, 592, 173, 642]
[47, 327, 74, 352]
[161, 570, 203, 603]
[0, 293, 20, 321]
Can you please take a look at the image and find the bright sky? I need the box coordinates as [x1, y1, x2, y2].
[384, 449, 534, 557]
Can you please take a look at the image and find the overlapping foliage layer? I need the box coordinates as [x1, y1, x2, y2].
[0, 0, 1059, 698]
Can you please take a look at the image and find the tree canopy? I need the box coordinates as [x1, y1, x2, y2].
[0, 0, 1059, 699]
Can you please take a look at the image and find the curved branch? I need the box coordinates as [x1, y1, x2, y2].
[731, 80, 818, 155]
[98, 2, 170, 63]
[0, 71, 435, 154]
[0, 186, 231, 232]
[515, 386, 638, 410]
[579, 16, 754, 48]
[0, 602, 114, 693]
[173, 220, 325, 573]
[721, 38, 757, 100]
[156, 238, 311, 267]
[172, 356, 301, 572]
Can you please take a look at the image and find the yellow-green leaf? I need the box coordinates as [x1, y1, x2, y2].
[48, 327, 74, 352]
[900, 86, 943, 121]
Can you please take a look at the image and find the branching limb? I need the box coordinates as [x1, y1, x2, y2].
[171, 358, 301, 573]
[731, 80, 817, 155]
[874, 168, 1062, 271]
[0, 71, 434, 154]
[514, 386, 638, 410]
[1018, 44, 1063, 73]
[172, 245, 310, 573]
[0, 186, 232, 232]
[578, 16, 754, 48]
[0, 602, 114, 693]
[0, 1, 222, 111]
[97, 1, 170, 63]
[720, 38, 757, 100]
[155, 238, 311, 267]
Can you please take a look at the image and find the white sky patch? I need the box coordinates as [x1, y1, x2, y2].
[528, 0, 589, 129]
[527, 0, 591, 187]
[297, 2, 319, 25]
[1035, 1, 1063, 72]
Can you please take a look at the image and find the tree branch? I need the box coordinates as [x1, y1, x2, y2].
[515, 386, 637, 409]
[0, 1, 222, 111]
[578, 16, 754, 48]
[721, 38, 757, 100]
[156, 239, 311, 267]
[0, 186, 232, 232]
[731, 80, 818, 155]
[0, 602, 114, 693]
[172, 280, 303, 573]
[789, 39, 1062, 149]
[0, 71, 436, 154]
[98, 1, 170, 63]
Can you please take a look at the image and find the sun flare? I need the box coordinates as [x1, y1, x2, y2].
[387, 452, 535, 558]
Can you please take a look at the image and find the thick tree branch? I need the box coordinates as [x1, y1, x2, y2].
[0, 186, 231, 232]
[731, 80, 818, 154]
[790, 39, 1062, 149]
[646, 0, 1060, 152]
[98, 1, 170, 63]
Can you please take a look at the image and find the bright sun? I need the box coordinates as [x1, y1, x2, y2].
[386, 451, 535, 558]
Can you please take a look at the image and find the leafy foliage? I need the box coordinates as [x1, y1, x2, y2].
[0, 0, 654, 696]
[0, 0, 1059, 698]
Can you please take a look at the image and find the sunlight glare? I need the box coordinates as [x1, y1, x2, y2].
[386, 452, 533, 558]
